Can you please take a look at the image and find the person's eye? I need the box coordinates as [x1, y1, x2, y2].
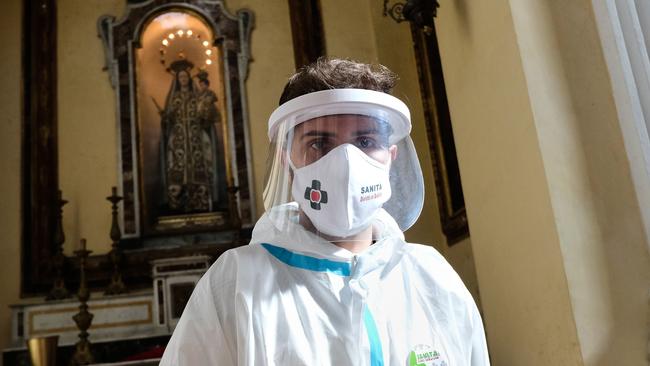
[357, 137, 376, 149]
[309, 139, 326, 150]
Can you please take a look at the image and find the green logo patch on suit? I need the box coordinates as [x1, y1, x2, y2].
[407, 344, 448, 366]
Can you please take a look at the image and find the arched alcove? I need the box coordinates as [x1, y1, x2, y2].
[18, 0, 256, 293]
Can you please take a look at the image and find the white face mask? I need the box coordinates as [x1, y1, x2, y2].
[290, 144, 392, 238]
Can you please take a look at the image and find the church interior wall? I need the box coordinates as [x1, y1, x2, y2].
[0, 0, 23, 356]
[435, 0, 584, 363]
[436, 0, 650, 364]
[510, 0, 650, 364]
[1, 0, 647, 364]
[58, 0, 124, 255]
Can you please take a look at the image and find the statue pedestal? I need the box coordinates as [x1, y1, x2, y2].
[152, 255, 211, 330]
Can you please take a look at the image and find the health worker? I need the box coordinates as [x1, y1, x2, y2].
[160, 58, 490, 366]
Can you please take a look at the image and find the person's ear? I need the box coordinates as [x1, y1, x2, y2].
[389, 144, 398, 161]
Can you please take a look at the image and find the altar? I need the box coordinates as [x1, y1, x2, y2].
[3, 291, 167, 365]
[3, 255, 215, 365]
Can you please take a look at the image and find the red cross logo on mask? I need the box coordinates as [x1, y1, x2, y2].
[304, 180, 328, 210]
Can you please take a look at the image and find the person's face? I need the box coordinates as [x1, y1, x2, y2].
[289, 114, 397, 169]
[198, 81, 208, 91]
[178, 71, 190, 87]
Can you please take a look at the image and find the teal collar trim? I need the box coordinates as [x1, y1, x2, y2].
[261, 243, 351, 276]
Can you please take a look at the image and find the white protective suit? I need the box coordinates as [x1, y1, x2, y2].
[160, 204, 489, 365]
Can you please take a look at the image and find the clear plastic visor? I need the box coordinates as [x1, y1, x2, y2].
[263, 113, 424, 242]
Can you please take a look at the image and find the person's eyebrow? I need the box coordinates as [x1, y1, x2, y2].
[300, 130, 336, 140]
[353, 128, 381, 136]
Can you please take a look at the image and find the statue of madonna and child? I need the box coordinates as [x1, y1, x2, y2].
[154, 60, 227, 215]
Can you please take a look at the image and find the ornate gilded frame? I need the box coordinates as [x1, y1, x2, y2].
[98, 0, 255, 243]
[411, 22, 469, 244]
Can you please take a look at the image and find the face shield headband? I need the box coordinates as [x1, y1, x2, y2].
[268, 89, 412, 145]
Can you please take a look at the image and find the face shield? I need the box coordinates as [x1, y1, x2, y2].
[263, 88, 424, 241]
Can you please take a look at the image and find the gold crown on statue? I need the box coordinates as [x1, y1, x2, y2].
[169, 59, 194, 74]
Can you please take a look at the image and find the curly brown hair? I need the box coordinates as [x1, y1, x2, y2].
[278, 57, 398, 105]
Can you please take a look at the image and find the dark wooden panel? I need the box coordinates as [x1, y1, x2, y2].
[287, 0, 326, 69]
[21, 0, 60, 295]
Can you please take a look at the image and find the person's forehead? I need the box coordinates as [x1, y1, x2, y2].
[295, 114, 384, 133]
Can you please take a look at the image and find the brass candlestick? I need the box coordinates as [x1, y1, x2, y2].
[47, 190, 70, 300]
[70, 239, 94, 366]
[105, 186, 126, 295]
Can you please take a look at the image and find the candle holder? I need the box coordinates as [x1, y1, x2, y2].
[70, 239, 94, 366]
[104, 186, 127, 295]
[46, 190, 70, 300]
